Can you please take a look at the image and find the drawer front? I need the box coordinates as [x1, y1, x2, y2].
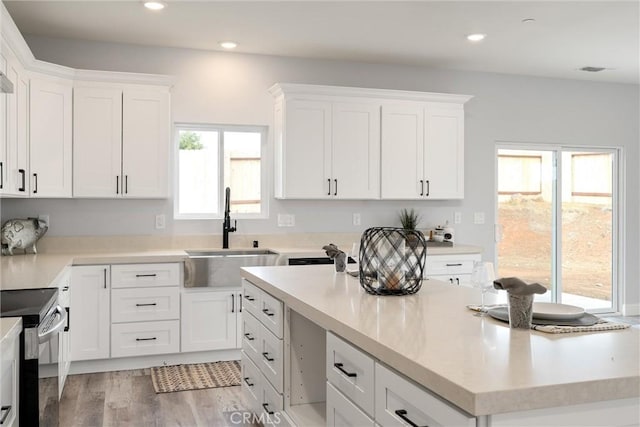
[327, 382, 375, 427]
[426, 254, 480, 276]
[326, 332, 375, 417]
[241, 351, 261, 415]
[242, 279, 262, 319]
[242, 312, 262, 366]
[111, 320, 180, 358]
[111, 263, 181, 288]
[259, 291, 283, 339]
[427, 274, 472, 287]
[258, 324, 283, 394]
[375, 363, 475, 427]
[112, 287, 180, 322]
[259, 371, 284, 426]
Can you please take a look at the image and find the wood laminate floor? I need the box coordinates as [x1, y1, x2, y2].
[59, 369, 256, 427]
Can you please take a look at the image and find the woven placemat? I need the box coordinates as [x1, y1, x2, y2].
[151, 361, 241, 393]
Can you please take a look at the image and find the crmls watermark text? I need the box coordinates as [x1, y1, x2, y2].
[224, 410, 283, 426]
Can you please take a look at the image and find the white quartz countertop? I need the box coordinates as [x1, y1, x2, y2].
[240, 265, 640, 417]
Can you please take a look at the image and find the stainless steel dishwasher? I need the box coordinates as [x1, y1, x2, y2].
[184, 249, 280, 287]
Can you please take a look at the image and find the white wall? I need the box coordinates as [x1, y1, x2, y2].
[1, 35, 638, 309]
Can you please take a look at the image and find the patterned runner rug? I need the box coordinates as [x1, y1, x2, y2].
[151, 361, 241, 393]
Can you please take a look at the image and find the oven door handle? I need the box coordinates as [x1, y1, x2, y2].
[38, 305, 67, 344]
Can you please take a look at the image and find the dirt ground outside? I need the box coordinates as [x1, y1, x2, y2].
[497, 196, 612, 301]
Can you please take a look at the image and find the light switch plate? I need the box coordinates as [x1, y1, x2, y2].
[474, 212, 485, 225]
[353, 213, 361, 226]
[155, 214, 166, 229]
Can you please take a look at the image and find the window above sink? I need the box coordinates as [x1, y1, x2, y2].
[174, 123, 268, 220]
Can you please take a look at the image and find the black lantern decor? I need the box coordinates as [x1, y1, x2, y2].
[358, 227, 427, 296]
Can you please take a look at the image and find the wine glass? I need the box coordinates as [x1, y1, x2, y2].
[471, 261, 496, 316]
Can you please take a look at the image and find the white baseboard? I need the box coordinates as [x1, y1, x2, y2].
[68, 348, 241, 375]
[622, 303, 640, 316]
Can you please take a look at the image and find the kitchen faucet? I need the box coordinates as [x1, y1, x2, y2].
[222, 187, 236, 249]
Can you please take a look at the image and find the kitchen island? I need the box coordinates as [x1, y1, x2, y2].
[240, 264, 639, 426]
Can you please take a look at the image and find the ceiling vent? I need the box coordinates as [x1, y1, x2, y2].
[579, 66, 606, 72]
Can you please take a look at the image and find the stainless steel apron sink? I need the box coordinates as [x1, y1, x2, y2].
[184, 249, 280, 287]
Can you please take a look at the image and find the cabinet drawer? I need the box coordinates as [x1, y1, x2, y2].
[242, 279, 262, 319]
[259, 370, 284, 425]
[259, 291, 283, 339]
[427, 274, 472, 287]
[258, 323, 283, 394]
[375, 363, 475, 427]
[111, 320, 180, 358]
[111, 263, 181, 288]
[241, 351, 261, 415]
[242, 312, 261, 366]
[327, 382, 375, 427]
[112, 287, 180, 323]
[326, 332, 375, 417]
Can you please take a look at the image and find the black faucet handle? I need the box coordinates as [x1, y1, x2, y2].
[232, 220, 237, 232]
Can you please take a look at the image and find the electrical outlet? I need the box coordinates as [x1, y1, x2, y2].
[155, 214, 165, 229]
[277, 214, 295, 227]
[474, 212, 485, 225]
[353, 213, 361, 226]
[39, 214, 50, 227]
[454, 212, 462, 224]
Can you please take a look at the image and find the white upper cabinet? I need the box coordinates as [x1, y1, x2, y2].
[332, 102, 380, 199]
[122, 89, 170, 198]
[380, 104, 425, 199]
[272, 85, 381, 199]
[276, 99, 332, 199]
[0, 52, 6, 195]
[271, 83, 471, 200]
[30, 76, 73, 198]
[423, 103, 465, 199]
[73, 86, 170, 198]
[1, 45, 30, 197]
[381, 101, 467, 200]
[73, 87, 123, 197]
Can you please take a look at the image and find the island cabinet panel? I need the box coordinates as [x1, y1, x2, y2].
[425, 253, 481, 287]
[375, 363, 475, 427]
[327, 382, 375, 427]
[0, 319, 20, 427]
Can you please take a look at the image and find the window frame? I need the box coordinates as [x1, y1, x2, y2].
[173, 122, 269, 220]
[495, 142, 624, 315]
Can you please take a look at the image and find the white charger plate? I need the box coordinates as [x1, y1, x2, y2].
[532, 302, 585, 320]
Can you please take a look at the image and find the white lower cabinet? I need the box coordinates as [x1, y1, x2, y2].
[70, 263, 183, 363]
[375, 363, 475, 427]
[0, 319, 20, 427]
[258, 322, 284, 394]
[70, 265, 111, 361]
[327, 382, 374, 427]
[425, 253, 481, 287]
[111, 320, 179, 358]
[241, 352, 261, 415]
[181, 289, 242, 352]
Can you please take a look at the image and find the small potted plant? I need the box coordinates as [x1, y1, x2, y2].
[398, 208, 422, 248]
[398, 208, 420, 231]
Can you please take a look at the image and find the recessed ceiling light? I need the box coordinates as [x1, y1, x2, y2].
[466, 33, 486, 42]
[143, 1, 166, 11]
[521, 18, 536, 24]
[219, 41, 238, 49]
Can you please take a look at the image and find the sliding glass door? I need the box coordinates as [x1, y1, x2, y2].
[496, 146, 618, 312]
